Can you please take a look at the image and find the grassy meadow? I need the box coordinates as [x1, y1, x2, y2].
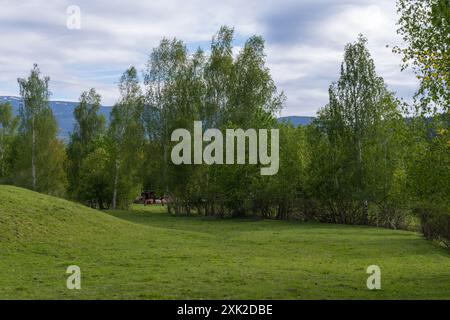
[0, 185, 449, 299]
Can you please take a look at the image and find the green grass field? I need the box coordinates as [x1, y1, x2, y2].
[1, 185, 449, 299]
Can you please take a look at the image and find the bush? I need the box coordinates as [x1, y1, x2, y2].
[414, 204, 450, 247]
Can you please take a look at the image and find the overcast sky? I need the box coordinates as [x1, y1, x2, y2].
[0, 0, 418, 116]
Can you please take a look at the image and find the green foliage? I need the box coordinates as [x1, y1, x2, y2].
[142, 27, 285, 216]
[1, 25, 446, 249]
[67, 88, 106, 200]
[268, 123, 307, 220]
[308, 36, 408, 227]
[415, 203, 450, 247]
[407, 118, 450, 206]
[77, 147, 112, 209]
[109, 66, 145, 209]
[395, 0, 450, 112]
[0, 102, 19, 182]
[396, 0, 450, 239]
[14, 64, 66, 195]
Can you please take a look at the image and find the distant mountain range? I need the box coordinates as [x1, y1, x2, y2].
[0, 96, 315, 140]
[0, 96, 112, 140]
[277, 116, 315, 126]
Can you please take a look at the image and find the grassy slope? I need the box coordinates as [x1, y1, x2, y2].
[0, 185, 449, 299]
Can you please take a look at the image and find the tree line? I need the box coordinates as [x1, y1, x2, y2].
[0, 1, 448, 242]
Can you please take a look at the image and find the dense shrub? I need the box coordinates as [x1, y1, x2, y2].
[414, 204, 450, 247]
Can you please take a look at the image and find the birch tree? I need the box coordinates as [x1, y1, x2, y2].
[396, 0, 449, 210]
[395, 0, 449, 113]
[312, 36, 404, 224]
[109, 66, 145, 209]
[16, 64, 66, 194]
[144, 38, 187, 195]
[17, 64, 50, 190]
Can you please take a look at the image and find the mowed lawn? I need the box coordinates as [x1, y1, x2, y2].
[0, 185, 449, 299]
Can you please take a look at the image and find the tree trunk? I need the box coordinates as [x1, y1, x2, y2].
[112, 159, 119, 209]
